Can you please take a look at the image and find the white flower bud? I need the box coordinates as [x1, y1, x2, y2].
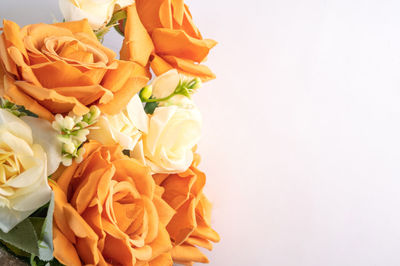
[64, 141, 76, 154]
[63, 116, 75, 131]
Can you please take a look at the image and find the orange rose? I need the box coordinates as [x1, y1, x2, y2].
[50, 141, 175, 266]
[121, 2, 217, 81]
[153, 154, 220, 265]
[0, 19, 148, 121]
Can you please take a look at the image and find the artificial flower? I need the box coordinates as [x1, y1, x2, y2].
[119, 4, 154, 77]
[154, 154, 220, 265]
[0, 109, 61, 233]
[141, 69, 201, 104]
[132, 95, 202, 174]
[53, 105, 101, 166]
[51, 141, 175, 266]
[59, 0, 134, 30]
[124, 0, 217, 81]
[87, 94, 148, 150]
[0, 19, 148, 121]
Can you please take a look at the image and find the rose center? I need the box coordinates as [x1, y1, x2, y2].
[0, 149, 24, 202]
[0, 149, 24, 184]
[42, 36, 109, 66]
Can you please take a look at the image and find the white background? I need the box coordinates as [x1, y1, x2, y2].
[2, 0, 400, 265]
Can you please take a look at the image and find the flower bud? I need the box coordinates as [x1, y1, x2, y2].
[190, 77, 202, 90]
[64, 140, 76, 154]
[140, 85, 153, 101]
[63, 116, 75, 131]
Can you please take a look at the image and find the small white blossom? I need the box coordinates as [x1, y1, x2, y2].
[52, 106, 100, 166]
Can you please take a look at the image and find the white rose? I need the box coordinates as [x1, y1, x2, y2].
[59, 0, 133, 30]
[87, 95, 148, 150]
[132, 95, 202, 174]
[0, 110, 62, 233]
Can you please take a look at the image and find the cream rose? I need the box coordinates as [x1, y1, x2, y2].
[132, 96, 202, 174]
[59, 0, 133, 30]
[0, 109, 61, 233]
[87, 94, 148, 150]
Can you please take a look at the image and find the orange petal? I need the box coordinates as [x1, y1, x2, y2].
[74, 32, 116, 64]
[185, 236, 213, 251]
[161, 173, 196, 210]
[171, 244, 209, 264]
[63, 204, 100, 264]
[153, 195, 175, 226]
[135, 0, 165, 32]
[15, 81, 89, 115]
[98, 75, 148, 115]
[171, 0, 184, 26]
[101, 60, 138, 92]
[30, 60, 95, 88]
[149, 224, 172, 260]
[7, 46, 41, 86]
[0, 34, 18, 76]
[113, 158, 155, 198]
[51, 182, 77, 245]
[180, 4, 202, 39]
[152, 28, 216, 62]
[2, 20, 28, 59]
[191, 223, 220, 243]
[0, 61, 5, 94]
[150, 54, 174, 76]
[3, 76, 54, 121]
[53, 84, 113, 106]
[149, 253, 173, 266]
[120, 4, 154, 67]
[102, 218, 137, 265]
[166, 197, 196, 245]
[143, 196, 159, 243]
[71, 165, 114, 214]
[54, 19, 98, 41]
[53, 226, 82, 266]
[21, 23, 73, 49]
[162, 55, 215, 81]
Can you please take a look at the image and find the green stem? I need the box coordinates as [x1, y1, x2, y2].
[143, 93, 175, 103]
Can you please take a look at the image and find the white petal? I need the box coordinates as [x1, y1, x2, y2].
[0, 206, 33, 233]
[126, 94, 149, 134]
[21, 116, 62, 175]
[146, 106, 178, 155]
[0, 109, 32, 144]
[12, 182, 51, 212]
[5, 145, 45, 188]
[151, 69, 180, 99]
[0, 187, 14, 197]
[59, 0, 116, 30]
[0, 130, 33, 157]
[115, 0, 133, 9]
[87, 116, 117, 145]
[131, 140, 146, 165]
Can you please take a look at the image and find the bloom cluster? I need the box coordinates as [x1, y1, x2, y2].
[52, 106, 100, 166]
[0, 0, 218, 265]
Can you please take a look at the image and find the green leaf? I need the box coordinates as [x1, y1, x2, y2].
[36, 193, 55, 261]
[31, 255, 64, 266]
[107, 10, 127, 27]
[144, 101, 159, 114]
[0, 219, 39, 256]
[0, 194, 55, 263]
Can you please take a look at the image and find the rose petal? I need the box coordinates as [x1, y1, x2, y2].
[126, 94, 149, 134]
[120, 4, 154, 67]
[21, 116, 62, 175]
[0, 109, 33, 144]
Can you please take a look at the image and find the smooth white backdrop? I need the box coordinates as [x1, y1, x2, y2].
[2, 0, 400, 265]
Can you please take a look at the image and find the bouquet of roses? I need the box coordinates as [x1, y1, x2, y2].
[0, 0, 219, 265]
